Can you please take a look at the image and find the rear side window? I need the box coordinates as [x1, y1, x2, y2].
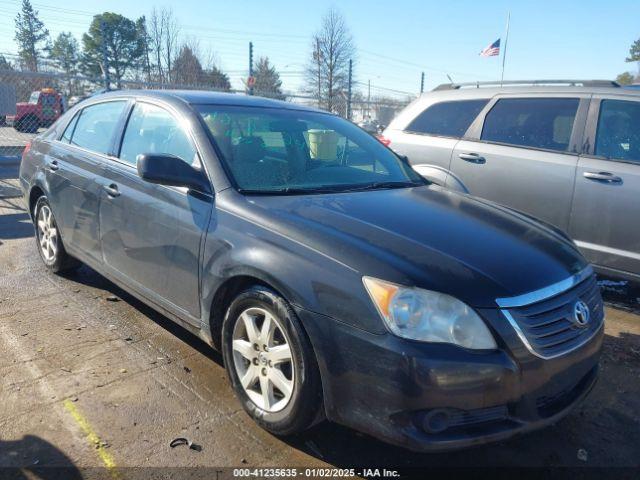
[481, 98, 579, 152]
[595, 99, 640, 163]
[119, 103, 197, 166]
[69, 101, 127, 155]
[405, 99, 488, 137]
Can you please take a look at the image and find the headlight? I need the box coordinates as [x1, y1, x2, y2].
[362, 277, 497, 350]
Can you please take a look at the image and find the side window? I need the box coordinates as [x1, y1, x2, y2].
[481, 98, 579, 152]
[595, 100, 640, 163]
[406, 100, 488, 137]
[119, 103, 197, 166]
[69, 101, 127, 155]
[60, 112, 79, 143]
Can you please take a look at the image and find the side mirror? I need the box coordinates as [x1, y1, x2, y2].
[137, 153, 211, 193]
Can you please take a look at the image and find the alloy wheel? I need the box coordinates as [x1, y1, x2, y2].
[37, 204, 58, 262]
[231, 307, 295, 412]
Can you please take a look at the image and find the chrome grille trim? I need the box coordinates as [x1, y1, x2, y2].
[495, 265, 594, 308]
[498, 269, 604, 360]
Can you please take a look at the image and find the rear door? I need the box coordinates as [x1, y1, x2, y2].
[386, 98, 489, 184]
[569, 96, 640, 278]
[99, 100, 212, 323]
[47, 100, 128, 263]
[448, 95, 588, 232]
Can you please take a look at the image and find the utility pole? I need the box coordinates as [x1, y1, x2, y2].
[347, 59, 352, 120]
[248, 41, 254, 95]
[367, 79, 371, 120]
[100, 20, 110, 90]
[420, 72, 425, 94]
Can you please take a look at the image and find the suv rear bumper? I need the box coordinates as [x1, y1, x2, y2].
[297, 307, 603, 452]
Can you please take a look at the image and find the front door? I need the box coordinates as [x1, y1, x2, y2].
[99, 101, 212, 322]
[448, 96, 586, 232]
[569, 96, 640, 278]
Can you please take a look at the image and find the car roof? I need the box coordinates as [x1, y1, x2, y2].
[95, 89, 328, 114]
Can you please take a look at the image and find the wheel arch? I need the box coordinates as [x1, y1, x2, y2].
[207, 271, 327, 420]
[28, 184, 46, 220]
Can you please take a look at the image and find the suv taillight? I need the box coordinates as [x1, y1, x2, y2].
[376, 134, 391, 147]
[22, 141, 31, 159]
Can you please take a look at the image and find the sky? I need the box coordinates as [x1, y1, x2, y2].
[0, 0, 638, 98]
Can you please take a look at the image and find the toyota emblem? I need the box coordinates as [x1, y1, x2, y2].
[572, 300, 590, 327]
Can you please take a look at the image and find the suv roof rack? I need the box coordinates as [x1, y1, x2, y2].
[432, 80, 620, 91]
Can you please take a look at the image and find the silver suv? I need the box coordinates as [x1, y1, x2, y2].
[383, 80, 640, 281]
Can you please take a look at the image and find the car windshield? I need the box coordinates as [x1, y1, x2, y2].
[195, 105, 425, 194]
[28, 91, 40, 104]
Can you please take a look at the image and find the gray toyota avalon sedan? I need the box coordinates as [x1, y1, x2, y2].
[19, 90, 604, 451]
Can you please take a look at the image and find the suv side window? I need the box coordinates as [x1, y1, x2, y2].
[69, 101, 127, 155]
[595, 99, 640, 163]
[481, 98, 579, 152]
[119, 102, 197, 166]
[406, 99, 488, 137]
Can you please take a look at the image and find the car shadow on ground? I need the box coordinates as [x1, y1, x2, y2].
[0, 435, 82, 479]
[58, 265, 640, 468]
[59, 266, 223, 366]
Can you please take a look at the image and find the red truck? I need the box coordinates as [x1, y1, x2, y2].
[14, 88, 65, 133]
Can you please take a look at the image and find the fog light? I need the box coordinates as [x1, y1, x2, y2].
[422, 409, 450, 434]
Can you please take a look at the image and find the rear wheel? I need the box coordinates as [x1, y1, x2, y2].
[33, 196, 80, 273]
[222, 285, 323, 435]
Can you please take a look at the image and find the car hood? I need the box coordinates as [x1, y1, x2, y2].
[16, 102, 36, 111]
[236, 185, 587, 308]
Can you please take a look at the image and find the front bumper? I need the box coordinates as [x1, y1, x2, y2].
[296, 307, 603, 452]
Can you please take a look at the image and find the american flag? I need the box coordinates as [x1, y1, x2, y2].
[480, 39, 500, 57]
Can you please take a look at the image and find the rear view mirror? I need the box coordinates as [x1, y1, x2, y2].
[137, 153, 211, 193]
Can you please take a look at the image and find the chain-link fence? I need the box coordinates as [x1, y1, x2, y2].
[0, 69, 411, 159]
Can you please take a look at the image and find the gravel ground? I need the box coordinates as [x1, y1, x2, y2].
[1, 164, 639, 477]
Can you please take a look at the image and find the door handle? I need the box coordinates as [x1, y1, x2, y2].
[583, 171, 622, 184]
[48, 160, 59, 171]
[103, 184, 120, 197]
[458, 153, 486, 164]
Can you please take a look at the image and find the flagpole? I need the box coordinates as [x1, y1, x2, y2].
[501, 12, 510, 86]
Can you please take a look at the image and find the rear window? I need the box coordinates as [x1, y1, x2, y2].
[481, 98, 579, 152]
[68, 101, 127, 155]
[405, 99, 488, 137]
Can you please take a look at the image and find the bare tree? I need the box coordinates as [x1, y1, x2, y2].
[306, 8, 355, 113]
[147, 7, 179, 83]
[162, 8, 179, 83]
[148, 8, 164, 81]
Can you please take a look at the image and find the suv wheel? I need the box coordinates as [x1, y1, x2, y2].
[222, 285, 322, 435]
[34, 196, 80, 273]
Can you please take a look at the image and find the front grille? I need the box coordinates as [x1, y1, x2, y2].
[505, 275, 604, 358]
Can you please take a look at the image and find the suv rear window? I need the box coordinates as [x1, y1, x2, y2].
[481, 98, 579, 152]
[595, 99, 640, 163]
[406, 99, 488, 137]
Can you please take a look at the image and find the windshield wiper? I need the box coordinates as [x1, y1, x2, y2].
[237, 186, 347, 195]
[338, 181, 425, 192]
[237, 181, 426, 196]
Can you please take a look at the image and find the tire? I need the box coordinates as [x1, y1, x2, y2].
[16, 114, 39, 133]
[33, 196, 81, 273]
[222, 285, 323, 435]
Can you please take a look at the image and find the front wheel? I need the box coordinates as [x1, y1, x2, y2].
[222, 285, 323, 435]
[33, 196, 81, 273]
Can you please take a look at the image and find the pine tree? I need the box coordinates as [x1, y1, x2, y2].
[253, 57, 284, 99]
[14, 0, 49, 72]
